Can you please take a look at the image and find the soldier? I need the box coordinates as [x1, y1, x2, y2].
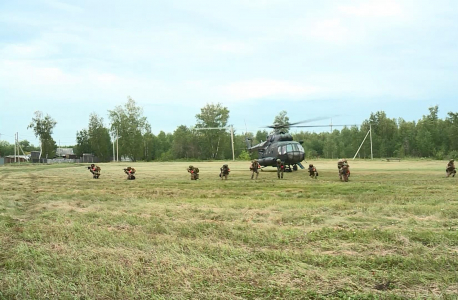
[250, 159, 260, 180]
[187, 165, 199, 180]
[87, 164, 101, 179]
[220, 164, 230, 180]
[446, 159, 456, 177]
[308, 164, 318, 179]
[337, 158, 344, 172]
[340, 162, 350, 182]
[276, 159, 285, 179]
[124, 166, 136, 180]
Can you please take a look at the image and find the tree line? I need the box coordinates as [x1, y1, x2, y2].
[1, 99, 457, 161]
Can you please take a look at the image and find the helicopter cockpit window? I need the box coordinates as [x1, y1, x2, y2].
[278, 146, 286, 155]
[286, 144, 293, 153]
[292, 144, 299, 151]
[297, 144, 304, 153]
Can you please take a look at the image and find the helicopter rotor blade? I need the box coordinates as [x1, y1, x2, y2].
[263, 115, 339, 129]
[292, 124, 358, 128]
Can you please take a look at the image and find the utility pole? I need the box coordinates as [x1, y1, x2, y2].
[370, 124, 373, 160]
[230, 125, 235, 161]
[14, 133, 17, 163]
[116, 129, 119, 162]
[112, 134, 115, 162]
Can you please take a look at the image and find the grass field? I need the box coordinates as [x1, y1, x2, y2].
[1, 160, 457, 299]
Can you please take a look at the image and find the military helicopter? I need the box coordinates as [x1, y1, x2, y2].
[246, 117, 351, 171]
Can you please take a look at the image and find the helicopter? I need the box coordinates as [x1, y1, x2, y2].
[246, 117, 352, 171]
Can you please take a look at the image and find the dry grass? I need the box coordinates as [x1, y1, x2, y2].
[1, 159, 458, 299]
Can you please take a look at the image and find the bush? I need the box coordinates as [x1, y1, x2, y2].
[448, 150, 458, 160]
[237, 150, 251, 160]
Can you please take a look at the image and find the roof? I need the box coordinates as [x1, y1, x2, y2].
[56, 148, 74, 156]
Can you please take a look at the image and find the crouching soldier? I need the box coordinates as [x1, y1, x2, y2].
[88, 164, 101, 179]
[276, 159, 285, 179]
[446, 159, 456, 177]
[220, 164, 230, 180]
[250, 159, 260, 180]
[124, 167, 136, 180]
[308, 164, 318, 179]
[187, 165, 199, 180]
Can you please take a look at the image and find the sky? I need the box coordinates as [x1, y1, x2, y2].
[1, 0, 457, 146]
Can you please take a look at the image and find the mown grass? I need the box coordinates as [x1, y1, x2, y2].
[1, 160, 457, 299]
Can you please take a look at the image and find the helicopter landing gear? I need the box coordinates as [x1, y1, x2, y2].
[293, 164, 298, 171]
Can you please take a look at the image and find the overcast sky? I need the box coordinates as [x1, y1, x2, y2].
[1, 0, 457, 146]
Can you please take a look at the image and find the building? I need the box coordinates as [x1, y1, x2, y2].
[56, 148, 75, 158]
[4, 155, 29, 163]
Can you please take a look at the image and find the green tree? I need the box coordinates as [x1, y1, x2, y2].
[272, 110, 290, 133]
[0, 141, 14, 156]
[75, 129, 92, 156]
[172, 125, 194, 159]
[195, 103, 230, 159]
[108, 97, 150, 161]
[255, 130, 269, 144]
[27, 111, 57, 158]
[88, 113, 112, 162]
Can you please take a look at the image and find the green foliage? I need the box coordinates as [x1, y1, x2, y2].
[27, 111, 57, 158]
[72, 104, 458, 161]
[88, 113, 112, 161]
[0, 141, 14, 156]
[237, 150, 251, 160]
[108, 97, 150, 161]
[272, 110, 289, 133]
[75, 129, 91, 156]
[448, 150, 458, 160]
[195, 103, 230, 159]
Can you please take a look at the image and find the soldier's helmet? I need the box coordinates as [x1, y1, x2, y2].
[343, 159, 347, 162]
[126, 167, 131, 170]
[90, 164, 95, 167]
[189, 165, 193, 169]
[450, 159, 454, 162]
[309, 164, 313, 167]
[254, 159, 258, 162]
[277, 159, 281, 163]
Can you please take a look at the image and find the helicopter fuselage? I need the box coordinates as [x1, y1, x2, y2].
[248, 133, 305, 168]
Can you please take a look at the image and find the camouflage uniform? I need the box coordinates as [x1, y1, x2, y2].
[124, 167, 136, 180]
[340, 162, 350, 182]
[276, 159, 285, 179]
[250, 160, 260, 180]
[446, 159, 456, 177]
[220, 164, 230, 180]
[187, 165, 199, 180]
[308, 164, 318, 179]
[337, 159, 344, 172]
[88, 164, 101, 179]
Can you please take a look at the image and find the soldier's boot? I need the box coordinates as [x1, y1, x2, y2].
[281, 173, 283, 179]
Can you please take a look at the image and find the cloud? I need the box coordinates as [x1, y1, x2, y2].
[219, 79, 319, 101]
[212, 41, 254, 54]
[308, 18, 349, 43]
[339, 0, 403, 17]
[43, 0, 83, 13]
